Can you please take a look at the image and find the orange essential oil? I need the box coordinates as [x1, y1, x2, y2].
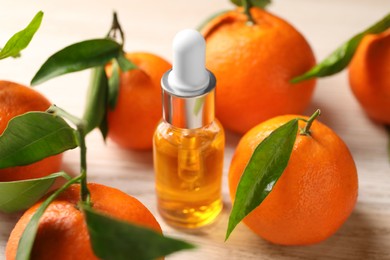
[153, 29, 224, 228]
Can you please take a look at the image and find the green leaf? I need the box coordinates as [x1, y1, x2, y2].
[108, 59, 120, 109]
[0, 112, 78, 169]
[230, 0, 242, 6]
[230, 0, 271, 9]
[31, 39, 122, 85]
[292, 12, 390, 83]
[197, 10, 230, 31]
[16, 175, 81, 260]
[116, 52, 137, 72]
[0, 11, 43, 60]
[82, 66, 109, 136]
[82, 204, 195, 260]
[0, 172, 70, 213]
[226, 119, 298, 240]
[99, 111, 109, 141]
[251, 0, 271, 8]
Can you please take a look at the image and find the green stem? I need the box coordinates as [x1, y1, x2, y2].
[107, 11, 125, 46]
[78, 126, 90, 204]
[47, 105, 91, 205]
[300, 109, 321, 136]
[242, 0, 255, 25]
[47, 104, 83, 127]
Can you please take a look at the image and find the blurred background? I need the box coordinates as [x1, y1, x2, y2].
[0, 0, 389, 259]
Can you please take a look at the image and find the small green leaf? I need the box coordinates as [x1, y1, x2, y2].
[99, 111, 109, 141]
[82, 204, 195, 260]
[116, 52, 137, 72]
[197, 10, 230, 31]
[31, 39, 122, 85]
[0, 172, 70, 213]
[16, 175, 81, 260]
[108, 53, 136, 111]
[230, 0, 271, 9]
[230, 0, 242, 6]
[226, 119, 298, 240]
[292, 12, 390, 83]
[108, 59, 120, 109]
[0, 112, 78, 169]
[0, 11, 43, 60]
[82, 66, 109, 136]
[251, 0, 271, 8]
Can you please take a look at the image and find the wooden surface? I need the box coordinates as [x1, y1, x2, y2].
[1, 0, 390, 259]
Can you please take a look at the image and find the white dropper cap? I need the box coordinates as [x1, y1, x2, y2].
[167, 29, 210, 96]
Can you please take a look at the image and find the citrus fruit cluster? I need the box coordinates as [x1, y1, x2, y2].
[0, 12, 185, 260]
[219, 8, 389, 246]
[1, 1, 388, 257]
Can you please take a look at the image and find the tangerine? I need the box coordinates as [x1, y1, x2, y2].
[201, 8, 316, 134]
[0, 81, 62, 182]
[349, 29, 390, 124]
[228, 114, 358, 245]
[6, 183, 162, 259]
[107, 52, 171, 150]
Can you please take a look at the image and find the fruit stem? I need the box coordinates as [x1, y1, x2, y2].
[300, 109, 321, 136]
[47, 105, 91, 205]
[47, 104, 83, 127]
[107, 11, 125, 46]
[78, 126, 91, 204]
[242, 0, 255, 25]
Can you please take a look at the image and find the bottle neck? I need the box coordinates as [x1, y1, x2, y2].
[161, 70, 216, 129]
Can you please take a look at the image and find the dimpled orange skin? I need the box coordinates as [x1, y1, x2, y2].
[6, 183, 162, 260]
[201, 8, 316, 134]
[349, 29, 390, 124]
[228, 115, 358, 245]
[0, 81, 62, 182]
[107, 53, 171, 150]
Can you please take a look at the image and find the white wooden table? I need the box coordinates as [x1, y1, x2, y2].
[1, 0, 390, 259]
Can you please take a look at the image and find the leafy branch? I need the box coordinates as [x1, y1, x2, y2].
[0, 106, 195, 259]
[30, 12, 137, 140]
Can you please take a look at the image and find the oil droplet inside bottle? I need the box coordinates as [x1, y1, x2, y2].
[154, 122, 224, 228]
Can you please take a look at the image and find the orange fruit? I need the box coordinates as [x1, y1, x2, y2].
[107, 52, 171, 150]
[349, 29, 390, 124]
[6, 183, 162, 259]
[0, 81, 62, 182]
[201, 8, 316, 134]
[228, 115, 358, 245]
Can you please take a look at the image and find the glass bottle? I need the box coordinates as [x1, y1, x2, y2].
[153, 29, 224, 229]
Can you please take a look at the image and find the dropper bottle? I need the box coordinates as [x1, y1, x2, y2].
[153, 29, 225, 229]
